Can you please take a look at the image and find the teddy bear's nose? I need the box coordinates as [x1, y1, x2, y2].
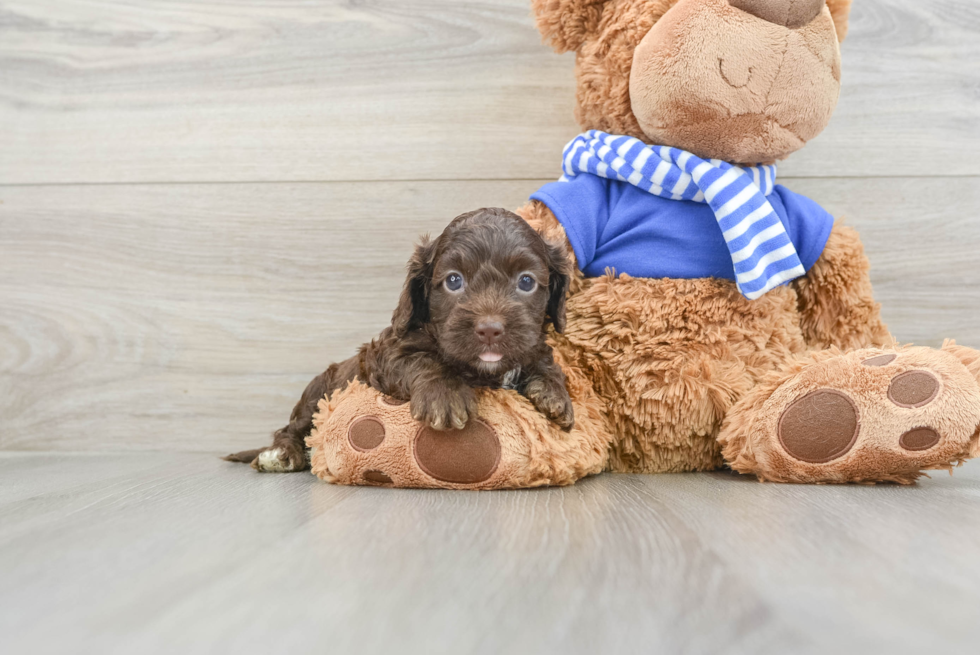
[728, 0, 825, 29]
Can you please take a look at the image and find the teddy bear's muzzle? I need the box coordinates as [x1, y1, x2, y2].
[728, 0, 825, 29]
[628, 0, 841, 164]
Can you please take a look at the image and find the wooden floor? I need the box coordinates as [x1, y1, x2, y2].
[2, 0, 980, 651]
[2, 452, 979, 654]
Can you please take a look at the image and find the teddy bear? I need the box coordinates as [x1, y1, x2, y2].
[304, 0, 980, 488]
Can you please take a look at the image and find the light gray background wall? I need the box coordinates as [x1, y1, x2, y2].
[2, 0, 978, 453]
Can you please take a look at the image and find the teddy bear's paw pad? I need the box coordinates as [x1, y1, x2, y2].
[414, 420, 501, 484]
[778, 390, 859, 463]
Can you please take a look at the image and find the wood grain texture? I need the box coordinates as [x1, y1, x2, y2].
[1, 0, 978, 184]
[0, 180, 542, 451]
[1, 177, 978, 452]
[2, 452, 979, 654]
[0, 0, 577, 184]
[782, 176, 980, 345]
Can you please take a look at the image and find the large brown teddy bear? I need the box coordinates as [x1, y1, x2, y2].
[304, 0, 980, 488]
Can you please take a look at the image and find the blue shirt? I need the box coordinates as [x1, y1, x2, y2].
[530, 175, 834, 281]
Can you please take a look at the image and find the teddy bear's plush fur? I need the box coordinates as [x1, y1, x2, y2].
[305, 0, 980, 487]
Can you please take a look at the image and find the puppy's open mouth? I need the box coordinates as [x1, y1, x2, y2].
[479, 352, 503, 363]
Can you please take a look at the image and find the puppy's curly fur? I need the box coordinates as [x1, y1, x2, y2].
[226, 208, 574, 472]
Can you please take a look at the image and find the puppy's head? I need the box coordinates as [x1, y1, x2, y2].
[391, 207, 571, 375]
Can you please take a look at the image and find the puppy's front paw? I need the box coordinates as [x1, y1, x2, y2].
[525, 379, 575, 431]
[411, 382, 477, 431]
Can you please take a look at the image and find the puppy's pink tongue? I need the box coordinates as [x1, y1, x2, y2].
[479, 352, 503, 363]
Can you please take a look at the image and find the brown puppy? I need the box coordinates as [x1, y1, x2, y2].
[226, 207, 574, 472]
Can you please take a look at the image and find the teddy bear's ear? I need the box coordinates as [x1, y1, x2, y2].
[531, 0, 610, 53]
[825, 0, 853, 42]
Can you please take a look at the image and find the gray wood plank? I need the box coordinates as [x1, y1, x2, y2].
[1, 452, 979, 654]
[0, 180, 543, 452]
[782, 176, 980, 347]
[0, 0, 578, 184]
[2, 177, 978, 453]
[792, 0, 980, 178]
[1, 0, 978, 184]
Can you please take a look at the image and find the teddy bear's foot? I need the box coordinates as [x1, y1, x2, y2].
[305, 380, 609, 489]
[719, 343, 980, 484]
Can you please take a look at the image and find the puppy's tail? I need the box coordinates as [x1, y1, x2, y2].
[222, 448, 264, 464]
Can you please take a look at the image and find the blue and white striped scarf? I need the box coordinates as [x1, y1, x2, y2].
[560, 130, 805, 300]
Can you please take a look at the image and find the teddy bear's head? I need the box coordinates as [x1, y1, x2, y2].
[533, 0, 852, 164]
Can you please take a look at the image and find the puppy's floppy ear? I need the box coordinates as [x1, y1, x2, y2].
[391, 236, 437, 337]
[544, 240, 572, 333]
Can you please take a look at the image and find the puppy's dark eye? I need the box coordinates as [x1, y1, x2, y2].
[444, 272, 464, 292]
[517, 274, 537, 293]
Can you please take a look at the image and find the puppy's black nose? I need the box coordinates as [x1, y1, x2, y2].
[475, 319, 505, 345]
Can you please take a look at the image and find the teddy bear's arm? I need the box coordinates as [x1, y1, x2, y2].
[791, 221, 891, 351]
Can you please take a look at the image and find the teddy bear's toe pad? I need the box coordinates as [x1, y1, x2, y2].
[363, 470, 393, 485]
[862, 353, 897, 367]
[887, 370, 939, 408]
[348, 417, 386, 451]
[899, 427, 940, 451]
